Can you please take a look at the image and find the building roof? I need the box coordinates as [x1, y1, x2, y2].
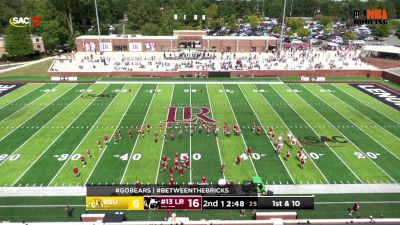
[362, 45, 400, 55]
[76, 35, 178, 40]
[202, 36, 278, 41]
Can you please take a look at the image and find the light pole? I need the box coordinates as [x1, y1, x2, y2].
[94, 0, 101, 50]
[279, 0, 287, 53]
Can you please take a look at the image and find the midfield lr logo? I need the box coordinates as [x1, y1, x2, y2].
[353, 9, 388, 25]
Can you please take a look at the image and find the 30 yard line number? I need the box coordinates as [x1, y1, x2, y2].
[0, 154, 21, 162]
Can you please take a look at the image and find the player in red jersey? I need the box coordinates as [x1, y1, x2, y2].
[174, 160, 179, 169]
[285, 150, 291, 161]
[162, 155, 168, 162]
[235, 155, 241, 165]
[190, 127, 195, 136]
[118, 128, 122, 139]
[300, 157, 305, 169]
[146, 124, 151, 133]
[113, 133, 118, 144]
[169, 168, 174, 176]
[223, 122, 228, 130]
[175, 122, 179, 129]
[291, 138, 297, 147]
[185, 122, 189, 131]
[271, 132, 275, 140]
[214, 127, 219, 137]
[80, 155, 86, 167]
[184, 159, 190, 169]
[269, 126, 273, 135]
[277, 142, 283, 154]
[135, 180, 142, 188]
[175, 152, 179, 160]
[73, 166, 80, 177]
[104, 134, 109, 145]
[206, 126, 211, 136]
[159, 122, 163, 131]
[246, 146, 252, 155]
[87, 149, 91, 160]
[298, 147, 304, 159]
[167, 123, 171, 130]
[128, 129, 132, 138]
[201, 177, 207, 184]
[140, 128, 145, 137]
[220, 163, 225, 172]
[169, 178, 175, 186]
[179, 167, 185, 176]
[153, 132, 158, 143]
[257, 126, 262, 136]
[349, 202, 360, 216]
[182, 155, 188, 162]
[225, 127, 231, 136]
[160, 161, 167, 171]
[170, 131, 175, 140]
[252, 122, 256, 132]
[97, 139, 102, 150]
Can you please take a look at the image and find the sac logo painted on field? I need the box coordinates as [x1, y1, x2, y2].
[298, 135, 348, 147]
[166, 106, 216, 123]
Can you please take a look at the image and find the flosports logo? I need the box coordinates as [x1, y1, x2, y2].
[166, 106, 216, 123]
[298, 135, 348, 147]
[9, 17, 41, 28]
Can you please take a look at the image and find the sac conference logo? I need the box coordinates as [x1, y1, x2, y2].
[9, 17, 41, 28]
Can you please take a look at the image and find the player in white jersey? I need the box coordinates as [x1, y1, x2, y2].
[277, 142, 283, 154]
[287, 132, 293, 142]
[291, 138, 297, 147]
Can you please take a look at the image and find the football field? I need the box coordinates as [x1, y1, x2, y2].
[0, 81, 399, 188]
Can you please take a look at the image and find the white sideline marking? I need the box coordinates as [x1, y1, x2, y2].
[120, 84, 158, 183]
[155, 85, 175, 184]
[206, 84, 226, 180]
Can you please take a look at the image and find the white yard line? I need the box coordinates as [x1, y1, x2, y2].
[155, 84, 175, 184]
[0, 84, 44, 111]
[0, 84, 78, 166]
[0, 84, 59, 125]
[333, 84, 400, 126]
[206, 84, 226, 180]
[250, 84, 329, 184]
[326, 85, 400, 142]
[11, 85, 101, 186]
[120, 84, 158, 184]
[301, 85, 398, 182]
[83, 84, 139, 185]
[222, 84, 259, 178]
[189, 83, 193, 184]
[269, 84, 364, 183]
[237, 84, 295, 184]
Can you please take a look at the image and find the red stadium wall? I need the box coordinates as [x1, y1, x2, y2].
[382, 71, 400, 85]
[48, 69, 382, 78]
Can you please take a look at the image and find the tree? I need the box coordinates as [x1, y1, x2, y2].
[247, 15, 260, 30]
[286, 18, 304, 31]
[4, 26, 35, 58]
[140, 23, 160, 35]
[273, 26, 281, 34]
[227, 15, 238, 31]
[373, 24, 391, 38]
[324, 22, 333, 34]
[343, 31, 358, 40]
[296, 28, 311, 38]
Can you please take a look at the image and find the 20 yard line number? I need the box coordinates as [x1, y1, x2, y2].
[355, 152, 381, 159]
[0, 154, 21, 162]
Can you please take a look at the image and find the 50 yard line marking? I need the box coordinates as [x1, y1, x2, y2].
[301, 85, 397, 183]
[222, 84, 259, 178]
[237, 84, 295, 184]
[206, 84, 225, 180]
[85, 84, 141, 185]
[0, 84, 78, 166]
[155, 84, 175, 184]
[11, 84, 103, 186]
[49, 84, 126, 186]
[120, 84, 158, 184]
[270, 84, 363, 183]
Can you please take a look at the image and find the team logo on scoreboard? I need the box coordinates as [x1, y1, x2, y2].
[86, 198, 104, 209]
[166, 106, 216, 123]
[144, 197, 161, 210]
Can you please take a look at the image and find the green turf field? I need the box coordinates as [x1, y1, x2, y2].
[0, 81, 398, 186]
